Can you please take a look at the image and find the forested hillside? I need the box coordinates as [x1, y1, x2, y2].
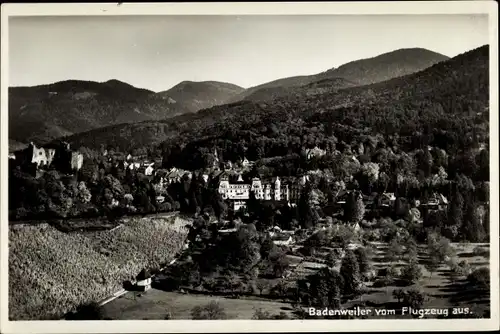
[230, 48, 449, 103]
[62, 45, 488, 167]
[157, 81, 245, 113]
[8, 79, 191, 145]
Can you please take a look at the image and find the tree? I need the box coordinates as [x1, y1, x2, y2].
[403, 238, 419, 262]
[326, 251, 339, 268]
[297, 182, 317, 228]
[400, 261, 423, 286]
[234, 224, 262, 273]
[307, 267, 343, 308]
[361, 162, 380, 193]
[462, 202, 485, 242]
[425, 255, 441, 279]
[393, 288, 405, 304]
[256, 280, 269, 296]
[447, 189, 464, 229]
[467, 267, 490, 290]
[340, 250, 361, 297]
[344, 192, 365, 223]
[387, 238, 405, 263]
[67, 302, 105, 320]
[252, 308, 272, 320]
[354, 247, 371, 278]
[417, 149, 433, 177]
[191, 301, 227, 320]
[76, 181, 92, 203]
[271, 281, 289, 301]
[402, 288, 427, 309]
[476, 149, 489, 181]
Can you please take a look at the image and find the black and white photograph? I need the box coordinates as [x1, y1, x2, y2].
[1, 2, 498, 333]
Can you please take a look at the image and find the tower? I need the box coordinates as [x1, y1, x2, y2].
[213, 148, 220, 170]
[251, 177, 263, 199]
[264, 184, 271, 201]
[274, 177, 281, 201]
[219, 177, 230, 199]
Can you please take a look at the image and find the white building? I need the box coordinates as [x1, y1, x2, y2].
[272, 234, 294, 246]
[306, 146, 326, 160]
[219, 176, 290, 202]
[145, 163, 154, 176]
[136, 277, 152, 292]
[233, 201, 247, 211]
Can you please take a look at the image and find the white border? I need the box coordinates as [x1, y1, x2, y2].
[1, 2, 498, 333]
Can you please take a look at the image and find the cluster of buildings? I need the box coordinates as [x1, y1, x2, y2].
[105, 152, 160, 176]
[218, 174, 302, 211]
[10, 141, 83, 175]
[335, 190, 449, 213]
[305, 146, 327, 160]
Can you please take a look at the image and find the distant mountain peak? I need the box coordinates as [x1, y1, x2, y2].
[156, 80, 245, 113]
[231, 47, 449, 103]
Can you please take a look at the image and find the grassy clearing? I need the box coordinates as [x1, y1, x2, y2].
[9, 215, 190, 320]
[101, 290, 294, 320]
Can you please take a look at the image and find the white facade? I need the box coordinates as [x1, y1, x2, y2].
[136, 278, 152, 292]
[219, 176, 289, 201]
[145, 164, 154, 176]
[30, 143, 56, 167]
[306, 146, 326, 160]
[233, 201, 247, 211]
[219, 179, 251, 200]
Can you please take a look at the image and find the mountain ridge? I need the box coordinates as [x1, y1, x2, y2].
[7, 47, 452, 148]
[156, 80, 245, 113]
[54, 45, 488, 158]
[229, 47, 449, 103]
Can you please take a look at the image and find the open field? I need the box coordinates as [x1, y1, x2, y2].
[9, 214, 191, 320]
[101, 290, 294, 320]
[101, 240, 490, 320]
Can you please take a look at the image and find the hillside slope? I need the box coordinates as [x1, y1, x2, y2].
[9, 216, 190, 320]
[230, 48, 449, 103]
[8, 79, 191, 145]
[58, 45, 488, 164]
[156, 81, 245, 113]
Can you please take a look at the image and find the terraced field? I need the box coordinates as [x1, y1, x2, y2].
[9, 215, 191, 320]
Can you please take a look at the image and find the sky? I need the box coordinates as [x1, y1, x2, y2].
[9, 14, 489, 92]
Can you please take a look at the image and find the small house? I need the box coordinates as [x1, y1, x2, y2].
[306, 146, 326, 160]
[136, 269, 152, 292]
[379, 193, 396, 207]
[233, 200, 247, 211]
[241, 157, 251, 168]
[218, 227, 238, 234]
[272, 233, 294, 246]
[145, 164, 154, 176]
[421, 193, 448, 210]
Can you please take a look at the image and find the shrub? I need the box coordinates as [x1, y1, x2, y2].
[467, 267, 490, 290]
[66, 301, 104, 320]
[191, 301, 227, 320]
[400, 262, 423, 286]
[472, 246, 489, 258]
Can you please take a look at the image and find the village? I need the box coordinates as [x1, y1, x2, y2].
[9, 139, 489, 323]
